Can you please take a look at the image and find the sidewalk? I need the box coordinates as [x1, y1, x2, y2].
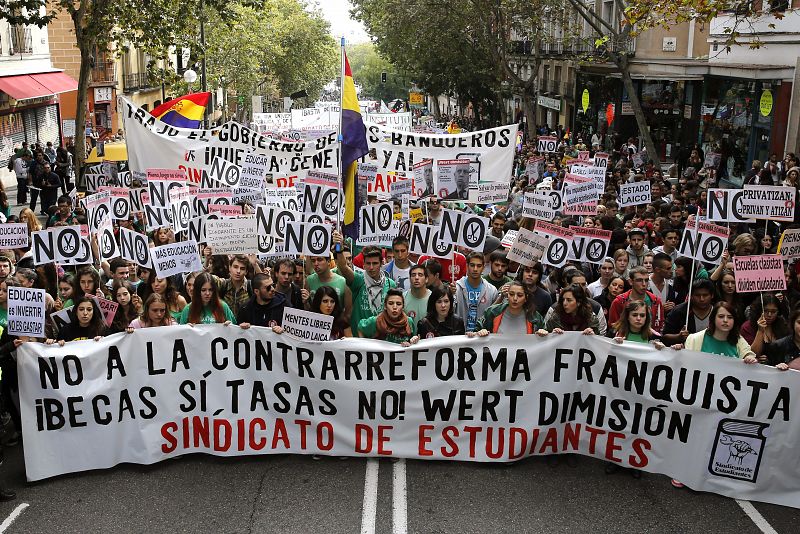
[3, 180, 51, 225]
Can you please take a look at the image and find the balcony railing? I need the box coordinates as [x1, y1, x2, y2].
[91, 60, 116, 84]
[8, 26, 32, 55]
[123, 72, 152, 92]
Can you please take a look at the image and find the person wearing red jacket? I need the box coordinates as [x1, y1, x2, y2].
[608, 266, 665, 334]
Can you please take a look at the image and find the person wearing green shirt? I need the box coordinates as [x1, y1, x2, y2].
[682, 301, 758, 361]
[483, 250, 513, 291]
[178, 272, 236, 325]
[403, 265, 430, 331]
[333, 231, 396, 333]
[306, 255, 352, 322]
[358, 289, 417, 345]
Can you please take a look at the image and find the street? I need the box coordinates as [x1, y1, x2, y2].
[0, 445, 798, 533]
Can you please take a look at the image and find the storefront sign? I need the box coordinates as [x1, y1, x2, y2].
[760, 90, 773, 117]
[537, 95, 561, 112]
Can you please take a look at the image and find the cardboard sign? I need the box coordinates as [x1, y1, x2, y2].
[618, 182, 651, 208]
[568, 227, 612, 264]
[302, 183, 340, 223]
[146, 168, 185, 208]
[264, 187, 300, 211]
[563, 179, 599, 207]
[281, 308, 333, 341]
[239, 152, 270, 190]
[523, 190, 561, 220]
[437, 159, 471, 200]
[501, 230, 518, 249]
[208, 204, 242, 216]
[358, 202, 398, 247]
[85, 190, 112, 233]
[109, 187, 131, 220]
[506, 227, 549, 267]
[97, 218, 119, 262]
[206, 216, 258, 255]
[778, 228, 800, 260]
[59, 225, 92, 266]
[208, 157, 242, 188]
[678, 219, 729, 265]
[534, 221, 574, 268]
[438, 209, 488, 251]
[0, 223, 29, 249]
[537, 136, 557, 153]
[409, 223, 452, 258]
[152, 241, 203, 278]
[284, 222, 332, 257]
[561, 174, 596, 216]
[194, 187, 233, 216]
[733, 255, 786, 293]
[390, 177, 413, 200]
[413, 160, 434, 197]
[740, 185, 795, 222]
[119, 227, 152, 267]
[593, 153, 609, 168]
[707, 189, 756, 224]
[6, 286, 46, 337]
[92, 296, 118, 327]
[471, 182, 510, 204]
[32, 226, 85, 264]
[169, 186, 194, 234]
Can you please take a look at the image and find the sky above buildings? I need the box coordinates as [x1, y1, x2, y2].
[317, 0, 370, 44]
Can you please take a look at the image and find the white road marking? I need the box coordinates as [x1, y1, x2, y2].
[392, 459, 408, 534]
[736, 500, 779, 534]
[360, 459, 379, 534]
[0, 503, 29, 534]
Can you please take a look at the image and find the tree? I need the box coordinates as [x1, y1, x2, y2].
[0, 0, 232, 185]
[346, 42, 408, 102]
[204, 0, 337, 121]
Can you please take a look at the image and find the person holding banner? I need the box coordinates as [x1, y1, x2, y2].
[475, 281, 543, 335]
[141, 276, 187, 321]
[357, 289, 417, 345]
[110, 281, 141, 334]
[681, 302, 758, 363]
[416, 287, 465, 338]
[454, 252, 498, 333]
[309, 286, 351, 339]
[540, 283, 600, 336]
[178, 272, 236, 326]
[46, 297, 108, 345]
[237, 274, 285, 332]
[758, 308, 800, 369]
[127, 294, 177, 330]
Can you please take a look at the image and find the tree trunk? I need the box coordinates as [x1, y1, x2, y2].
[431, 96, 441, 120]
[616, 56, 659, 165]
[74, 42, 92, 189]
[522, 90, 536, 141]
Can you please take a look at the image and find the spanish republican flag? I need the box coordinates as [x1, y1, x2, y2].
[150, 92, 211, 129]
[341, 51, 369, 237]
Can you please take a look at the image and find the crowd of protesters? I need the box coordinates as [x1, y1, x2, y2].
[0, 127, 798, 498]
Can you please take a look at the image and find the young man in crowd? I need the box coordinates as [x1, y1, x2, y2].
[273, 258, 308, 310]
[483, 250, 513, 291]
[333, 231, 396, 335]
[0, 257, 13, 280]
[104, 257, 131, 293]
[210, 254, 260, 318]
[403, 265, 430, 330]
[652, 228, 679, 262]
[47, 195, 80, 228]
[648, 252, 677, 313]
[661, 279, 716, 346]
[608, 266, 665, 332]
[587, 258, 614, 298]
[306, 254, 352, 320]
[490, 212, 506, 239]
[237, 273, 286, 329]
[423, 258, 449, 294]
[626, 228, 650, 268]
[384, 236, 414, 290]
[455, 252, 498, 332]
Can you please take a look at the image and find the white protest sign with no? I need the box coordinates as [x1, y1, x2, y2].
[281, 308, 333, 341]
[358, 202, 398, 247]
[534, 221, 574, 268]
[409, 223, 452, 258]
[284, 222, 332, 257]
[7, 286, 46, 337]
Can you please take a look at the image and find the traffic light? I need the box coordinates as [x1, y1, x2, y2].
[381, 72, 387, 84]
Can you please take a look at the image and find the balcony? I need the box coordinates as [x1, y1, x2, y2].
[123, 72, 153, 92]
[8, 25, 32, 55]
[91, 60, 116, 85]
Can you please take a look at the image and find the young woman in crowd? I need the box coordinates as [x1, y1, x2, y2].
[742, 294, 789, 348]
[178, 272, 236, 325]
[182, 272, 198, 303]
[681, 302, 757, 361]
[128, 294, 177, 330]
[46, 296, 107, 345]
[714, 269, 746, 324]
[595, 275, 626, 323]
[541, 283, 600, 335]
[110, 281, 141, 334]
[474, 281, 543, 335]
[54, 273, 74, 311]
[515, 263, 553, 313]
[141, 276, 187, 321]
[151, 227, 174, 247]
[19, 208, 41, 235]
[64, 266, 102, 308]
[609, 300, 678, 347]
[672, 256, 707, 304]
[416, 287, 465, 338]
[612, 249, 629, 280]
[754, 308, 800, 370]
[755, 228, 775, 255]
[309, 286, 351, 339]
[357, 288, 417, 345]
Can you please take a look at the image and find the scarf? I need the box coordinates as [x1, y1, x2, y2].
[559, 310, 587, 332]
[375, 309, 412, 340]
[364, 271, 386, 314]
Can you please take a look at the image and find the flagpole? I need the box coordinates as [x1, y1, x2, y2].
[335, 36, 346, 254]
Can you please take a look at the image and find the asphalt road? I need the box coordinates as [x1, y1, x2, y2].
[0, 444, 798, 534]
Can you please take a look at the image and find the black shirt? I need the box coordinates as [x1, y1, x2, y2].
[763, 335, 800, 366]
[236, 292, 286, 327]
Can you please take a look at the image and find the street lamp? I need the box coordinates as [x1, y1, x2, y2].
[183, 69, 197, 93]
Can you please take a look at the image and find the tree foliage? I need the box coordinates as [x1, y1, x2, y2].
[346, 42, 408, 102]
[204, 0, 338, 120]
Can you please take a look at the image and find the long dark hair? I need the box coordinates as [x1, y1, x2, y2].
[68, 296, 107, 337]
[747, 294, 789, 338]
[425, 286, 453, 321]
[707, 301, 741, 345]
[310, 286, 348, 337]
[556, 283, 593, 322]
[188, 272, 226, 323]
[73, 266, 99, 300]
[507, 280, 534, 314]
[612, 299, 652, 339]
[111, 280, 137, 330]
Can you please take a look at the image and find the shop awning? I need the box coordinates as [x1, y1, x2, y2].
[0, 71, 78, 101]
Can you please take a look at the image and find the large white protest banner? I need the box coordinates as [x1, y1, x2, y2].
[366, 123, 517, 203]
[206, 216, 258, 255]
[18, 329, 800, 510]
[281, 308, 333, 341]
[121, 97, 339, 183]
[7, 286, 46, 337]
[0, 223, 29, 249]
[152, 241, 203, 279]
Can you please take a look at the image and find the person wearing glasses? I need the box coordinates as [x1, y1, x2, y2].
[237, 273, 286, 332]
